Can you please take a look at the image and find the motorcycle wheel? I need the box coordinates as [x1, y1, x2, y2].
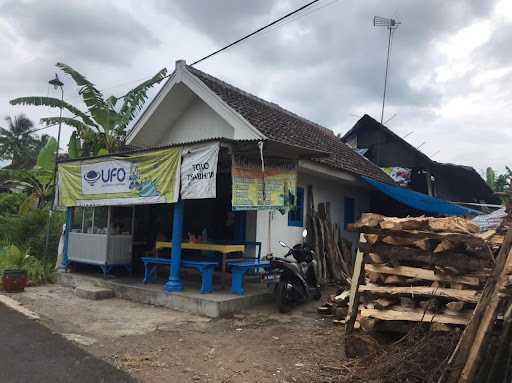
[275, 280, 293, 313]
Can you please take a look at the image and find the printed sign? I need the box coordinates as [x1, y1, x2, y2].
[180, 143, 219, 199]
[232, 155, 297, 210]
[382, 166, 411, 185]
[57, 147, 181, 207]
[81, 160, 132, 195]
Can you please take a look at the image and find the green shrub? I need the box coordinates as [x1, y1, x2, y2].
[0, 244, 54, 285]
[0, 193, 24, 216]
[0, 208, 63, 260]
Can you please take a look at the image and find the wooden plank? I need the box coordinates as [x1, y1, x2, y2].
[440, 228, 512, 383]
[361, 308, 470, 325]
[365, 264, 481, 286]
[358, 285, 480, 304]
[458, 246, 512, 382]
[345, 234, 366, 335]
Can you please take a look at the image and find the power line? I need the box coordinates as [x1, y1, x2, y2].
[189, 0, 323, 66]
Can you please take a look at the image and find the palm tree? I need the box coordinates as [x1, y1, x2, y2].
[0, 115, 42, 169]
[0, 138, 57, 211]
[10, 63, 168, 156]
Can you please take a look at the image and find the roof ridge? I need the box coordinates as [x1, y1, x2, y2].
[187, 65, 335, 137]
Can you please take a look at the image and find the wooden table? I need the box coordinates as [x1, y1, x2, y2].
[155, 241, 246, 287]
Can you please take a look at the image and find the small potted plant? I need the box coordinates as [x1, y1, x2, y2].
[2, 269, 27, 293]
[1, 245, 28, 293]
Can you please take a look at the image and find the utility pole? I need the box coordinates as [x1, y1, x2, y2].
[43, 74, 64, 260]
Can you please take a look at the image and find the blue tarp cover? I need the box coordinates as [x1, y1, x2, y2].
[362, 176, 480, 217]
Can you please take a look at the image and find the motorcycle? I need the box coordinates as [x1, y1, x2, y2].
[264, 229, 321, 313]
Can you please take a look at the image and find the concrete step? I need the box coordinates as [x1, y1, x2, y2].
[74, 285, 114, 300]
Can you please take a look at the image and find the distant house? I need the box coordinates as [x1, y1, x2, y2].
[341, 114, 499, 209]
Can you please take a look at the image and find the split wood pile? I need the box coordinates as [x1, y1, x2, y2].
[439, 222, 512, 382]
[306, 186, 353, 286]
[345, 214, 499, 334]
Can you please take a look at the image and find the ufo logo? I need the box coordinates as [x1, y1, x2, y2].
[83, 169, 100, 186]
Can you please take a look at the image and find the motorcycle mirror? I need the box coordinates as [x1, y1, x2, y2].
[278, 241, 288, 248]
[302, 229, 308, 238]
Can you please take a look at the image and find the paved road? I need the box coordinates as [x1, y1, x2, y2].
[0, 302, 135, 383]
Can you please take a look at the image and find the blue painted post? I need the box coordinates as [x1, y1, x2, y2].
[164, 199, 184, 292]
[61, 207, 73, 270]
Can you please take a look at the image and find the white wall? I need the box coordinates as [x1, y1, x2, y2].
[161, 97, 235, 144]
[255, 171, 370, 256]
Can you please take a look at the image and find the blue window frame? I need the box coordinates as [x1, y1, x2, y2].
[344, 197, 355, 229]
[288, 187, 304, 227]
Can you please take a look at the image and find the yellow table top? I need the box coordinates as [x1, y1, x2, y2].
[155, 241, 245, 254]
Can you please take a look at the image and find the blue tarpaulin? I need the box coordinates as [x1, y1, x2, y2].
[362, 176, 480, 217]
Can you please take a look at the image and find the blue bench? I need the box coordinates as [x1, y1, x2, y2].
[228, 260, 271, 295]
[141, 257, 217, 294]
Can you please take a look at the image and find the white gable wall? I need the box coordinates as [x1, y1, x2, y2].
[161, 96, 235, 144]
[254, 171, 370, 256]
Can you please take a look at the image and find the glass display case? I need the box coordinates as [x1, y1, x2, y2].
[68, 206, 134, 273]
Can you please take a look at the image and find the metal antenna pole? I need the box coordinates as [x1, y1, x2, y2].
[43, 74, 64, 260]
[380, 26, 393, 124]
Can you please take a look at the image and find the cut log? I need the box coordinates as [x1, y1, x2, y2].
[361, 308, 471, 325]
[446, 301, 465, 312]
[358, 285, 481, 304]
[368, 253, 385, 264]
[434, 240, 456, 253]
[347, 226, 485, 247]
[476, 229, 497, 241]
[428, 217, 480, 234]
[365, 234, 380, 245]
[381, 235, 436, 251]
[359, 243, 488, 272]
[367, 271, 382, 284]
[431, 323, 452, 332]
[379, 216, 430, 231]
[358, 213, 385, 228]
[365, 264, 481, 286]
[373, 297, 394, 310]
[383, 275, 408, 284]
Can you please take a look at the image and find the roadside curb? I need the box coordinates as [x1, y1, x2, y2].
[0, 294, 40, 320]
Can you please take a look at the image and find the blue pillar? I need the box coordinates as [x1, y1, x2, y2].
[164, 199, 184, 292]
[61, 207, 73, 270]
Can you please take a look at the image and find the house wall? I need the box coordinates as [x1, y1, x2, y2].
[161, 97, 236, 144]
[254, 171, 370, 256]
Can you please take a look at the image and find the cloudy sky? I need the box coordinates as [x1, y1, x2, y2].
[1, 0, 511, 174]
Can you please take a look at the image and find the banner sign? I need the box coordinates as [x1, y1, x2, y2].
[231, 155, 297, 210]
[180, 143, 219, 200]
[382, 166, 411, 185]
[58, 147, 181, 207]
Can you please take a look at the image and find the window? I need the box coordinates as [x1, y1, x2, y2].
[344, 197, 355, 230]
[288, 187, 304, 227]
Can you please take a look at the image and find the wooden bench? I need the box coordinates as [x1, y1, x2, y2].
[228, 260, 271, 295]
[141, 257, 217, 294]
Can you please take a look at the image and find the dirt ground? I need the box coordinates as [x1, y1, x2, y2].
[10, 285, 345, 383]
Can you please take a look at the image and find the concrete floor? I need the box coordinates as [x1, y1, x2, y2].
[56, 270, 273, 318]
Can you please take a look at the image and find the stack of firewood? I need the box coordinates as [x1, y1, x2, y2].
[306, 186, 354, 286]
[346, 214, 499, 333]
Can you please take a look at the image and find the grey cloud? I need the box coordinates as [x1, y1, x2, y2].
[165, 0, 497, 122]
[1, 0, 160, 66]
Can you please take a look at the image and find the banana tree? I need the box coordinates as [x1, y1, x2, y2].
[0, 138, 57, 212]
[10, 63, 168, 156]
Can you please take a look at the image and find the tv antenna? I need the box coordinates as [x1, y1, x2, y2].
[373, 16, 401, 124]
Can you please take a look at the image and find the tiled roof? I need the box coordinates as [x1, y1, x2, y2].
[187, 66, 392, 184]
